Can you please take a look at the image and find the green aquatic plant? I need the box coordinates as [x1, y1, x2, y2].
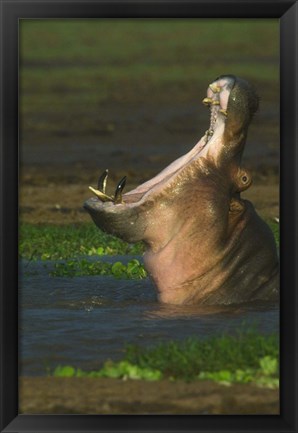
[51, 331, 279, 388]
[49, 258, 147, 279]
[52, 356, 278, 388]
[19, 223, 145, 260]
[198, 355, 279, 388]
[53, 361, 162, 381]
[124, 329, 279, 380]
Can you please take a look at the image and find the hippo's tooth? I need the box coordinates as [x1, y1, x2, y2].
[202, 97, 213, 105]
[202, 97, 220, 106]
[114, 176, 127, 204]
[219, 108, 228, 117]
[97, 169, 109, 193]
[209, 83, 221, 93]
[88, 186, 114, 202]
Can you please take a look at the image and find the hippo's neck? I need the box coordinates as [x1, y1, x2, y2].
[143, 199, 278, 306]
[143, 201, 232, 304]
[144, 240, 228, 304]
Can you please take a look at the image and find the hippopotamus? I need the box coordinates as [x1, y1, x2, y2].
[84, 75, 279, 305]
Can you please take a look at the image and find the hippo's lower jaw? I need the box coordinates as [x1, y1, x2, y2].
[84, 75, 279, 305]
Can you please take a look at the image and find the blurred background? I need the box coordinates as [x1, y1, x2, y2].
[19, 19, 279, 224]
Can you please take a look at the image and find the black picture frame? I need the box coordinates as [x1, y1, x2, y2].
[0, 1, 297, 432]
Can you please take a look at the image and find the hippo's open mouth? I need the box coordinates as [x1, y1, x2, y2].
[85, 75, 235, 211]
[84, 75, 278, 305]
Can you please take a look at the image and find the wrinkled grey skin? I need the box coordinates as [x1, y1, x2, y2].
[84, 75, 279, 305]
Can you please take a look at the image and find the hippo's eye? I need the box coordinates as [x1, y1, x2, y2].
[242, 176, 248, 183]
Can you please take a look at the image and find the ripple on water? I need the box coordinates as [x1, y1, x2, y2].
[19, 259, 279, 376]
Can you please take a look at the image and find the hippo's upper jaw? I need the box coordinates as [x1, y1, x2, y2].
[84, 75, 278, 306]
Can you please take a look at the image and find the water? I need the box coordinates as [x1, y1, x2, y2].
[19, 257, 279, 376]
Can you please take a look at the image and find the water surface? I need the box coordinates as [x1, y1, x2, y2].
[19, 258, 279, 376]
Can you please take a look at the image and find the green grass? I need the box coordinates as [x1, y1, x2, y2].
[51, 329, 279, 387]
[19, 223, 147, 278]
[19, 222, 145, 261]
[19, 19, 279, 139]
[50, 258, 147, 279]
[123, 328, 278, 379]
[20, 19, 279, 65]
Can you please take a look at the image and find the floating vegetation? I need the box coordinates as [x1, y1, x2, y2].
[49, 258, 147, 279]
[52, 330, 279, 388]
[19, 223, 145, 261]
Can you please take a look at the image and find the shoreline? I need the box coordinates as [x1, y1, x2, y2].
[19, 376, 279, 415]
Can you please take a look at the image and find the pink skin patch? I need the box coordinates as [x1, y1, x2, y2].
[88, 76, 234, 208]
[121, 77, 233, 205]
[207, 78, 231, 111]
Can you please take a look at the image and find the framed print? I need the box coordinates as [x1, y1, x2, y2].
[0, 1, 297, 432]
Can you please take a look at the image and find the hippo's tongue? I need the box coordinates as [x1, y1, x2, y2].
[88, 76, 235, 206]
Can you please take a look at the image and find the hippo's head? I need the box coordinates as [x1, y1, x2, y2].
[84, 75, 278, 305]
